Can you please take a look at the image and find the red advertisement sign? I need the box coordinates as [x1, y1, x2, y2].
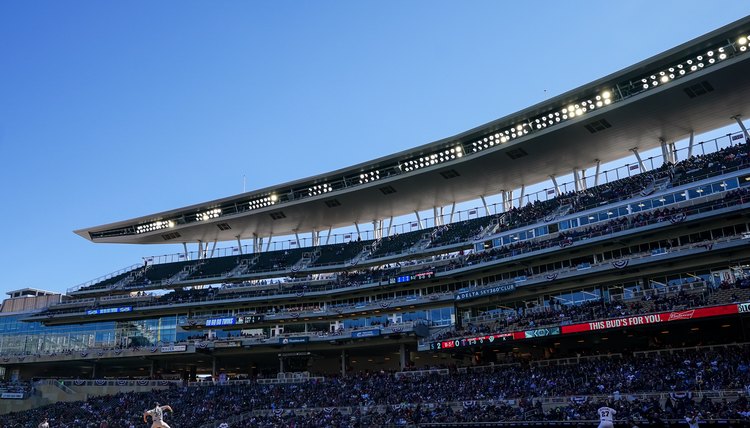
[561, 304, 738, 334]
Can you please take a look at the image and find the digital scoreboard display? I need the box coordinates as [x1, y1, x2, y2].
[236, 315, 264, 324]
[390, 271, 435, 284]
[429, 332, 513, 351]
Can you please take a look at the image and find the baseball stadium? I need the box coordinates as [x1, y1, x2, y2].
[5, 13, 750, 428]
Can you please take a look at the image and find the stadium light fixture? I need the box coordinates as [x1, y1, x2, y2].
[359, 170, 380, 184]
[248, 194, 278, 210]
[400, 145, 463, 171]
[308, 183, 333, 196]
[197, 208, 222, 221]
[135, 220, 174, 234]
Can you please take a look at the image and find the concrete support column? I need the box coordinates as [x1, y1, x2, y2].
[279, 355, 284, 374]
[668, 142, 677, 163]
[517, 185, 526, 208]
[212, 357, 217, 378]
[433, 207, 441, 227]
[312, 229, 319, 247]
[190, 366, 197, 382]
[593, 159, 601, 187]
[341, 350, 347, 377]
[501, 191, 513, 212]
[399, 344, 408, 371]
[579, 169, 587, 191]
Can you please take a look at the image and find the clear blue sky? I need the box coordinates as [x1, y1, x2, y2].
[1, 1, 749, 294]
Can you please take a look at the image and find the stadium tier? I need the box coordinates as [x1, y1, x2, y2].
[7, 17, 750, 428]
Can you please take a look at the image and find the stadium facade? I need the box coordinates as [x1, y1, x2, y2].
[4, 15, 750, 427]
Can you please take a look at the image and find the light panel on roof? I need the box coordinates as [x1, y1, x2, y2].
[197, 208, 222, 221]
[309, 183, 332, 196]
[400, 146, 463, 172]
[359, 170, 381, 184]
[135, 220, 174, 234]
[249, 194, 278, 210]
[468, 33, 749, 155]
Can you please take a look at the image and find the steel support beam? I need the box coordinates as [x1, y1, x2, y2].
[549, 175, 561, 196]
[734, 115, 750, 142]
[593, 159, 601, 187]
[630, 147, 647, 172]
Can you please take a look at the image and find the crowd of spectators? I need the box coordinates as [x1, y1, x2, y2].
[4, 346, 750, 427]
[0, 380, 32, 397]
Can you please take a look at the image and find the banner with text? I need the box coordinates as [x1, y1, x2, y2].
[562, 304, 738, 334]
[455, 284, 515, 302]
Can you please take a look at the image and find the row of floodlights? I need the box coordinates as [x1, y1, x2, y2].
[470, 91, 612, 153]
[197, 208, 222, 222]
[470, 33, 749, 154]
[135, 220, 174, 234]
[640, 47, 729, 90]
[400, 146, 463, 172]
[249, 194, 278, 210]
[309, 183, 333, 196]
[359, 171, 380, 184]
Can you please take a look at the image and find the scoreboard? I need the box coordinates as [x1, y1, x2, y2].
[389, 271, 435, 284]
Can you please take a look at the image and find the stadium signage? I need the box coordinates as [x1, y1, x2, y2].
[429, 333, 513, 351]
[427, 303, 745, 353]
[160, 345, 187, 353]
[205, 317, 236, 327]
[0, 392, 24, 399]
[86, 306, 132, 316]
[455, 283, 515, 301]
[390, 271, 435, 284]
[562, 304, 739, 334]
[524, 327, 560, 338]
[351, 329, 381, 338]
[236, 315, 264, 324]
[279, 337, 309, 345]
[214, 341, 241, 348]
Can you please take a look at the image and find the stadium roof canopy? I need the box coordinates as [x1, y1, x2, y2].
[77, 16, 750, 245]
